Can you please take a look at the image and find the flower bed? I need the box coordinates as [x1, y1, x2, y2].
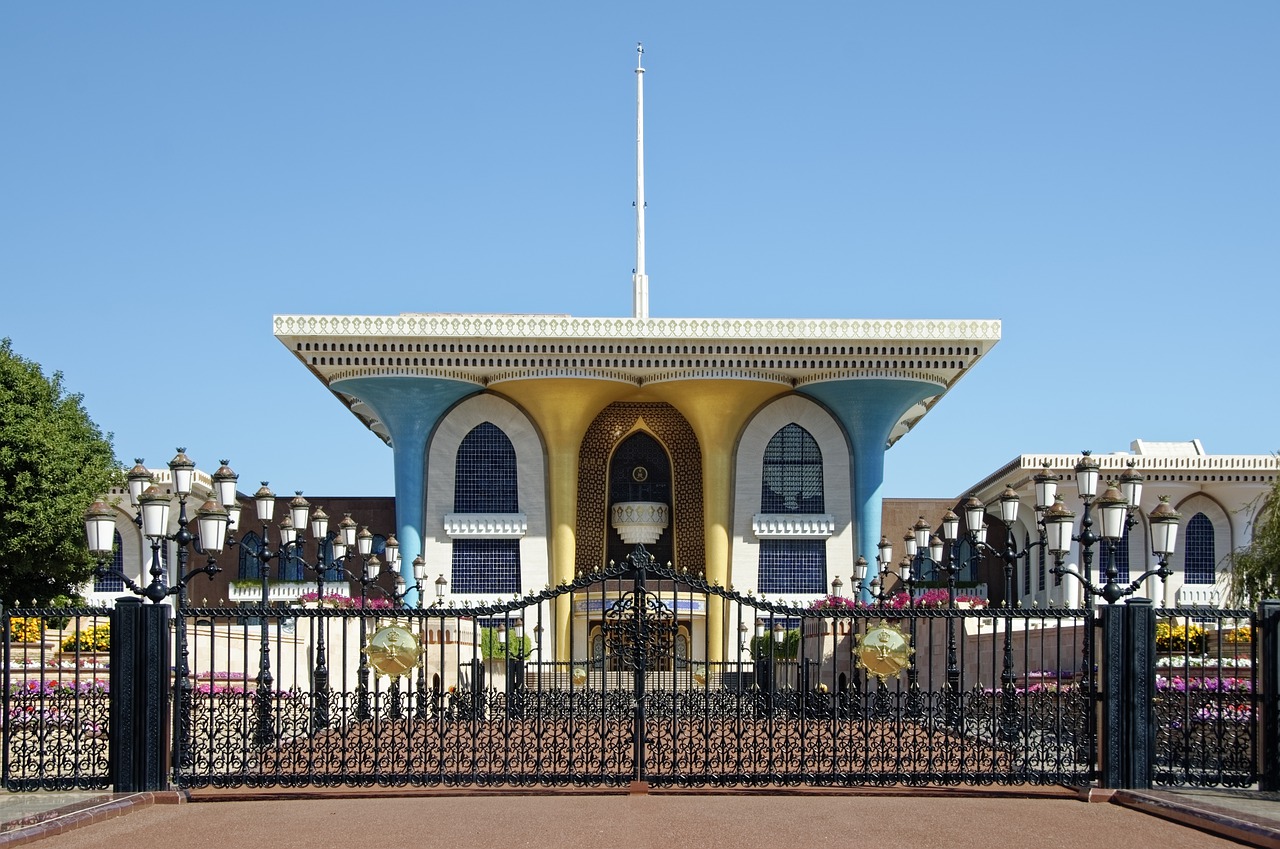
[298, 591, 395, 609]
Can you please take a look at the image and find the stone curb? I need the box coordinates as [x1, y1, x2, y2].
[1112, 790, 1280, 849]
[0, 791, 185, 847]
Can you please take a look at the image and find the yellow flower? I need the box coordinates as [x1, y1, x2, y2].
[61, 625, 110, 653]
[8, 617, 44, 643]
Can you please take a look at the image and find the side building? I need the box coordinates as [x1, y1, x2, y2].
[945, 440, 1279, 608]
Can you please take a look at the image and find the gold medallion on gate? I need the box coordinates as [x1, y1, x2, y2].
[853, 621, 911, 681]
[367, 624, 421, 677]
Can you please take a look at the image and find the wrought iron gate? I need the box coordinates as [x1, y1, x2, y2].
[171, 546, 1101, 789]
[4, 576, 1268, 791]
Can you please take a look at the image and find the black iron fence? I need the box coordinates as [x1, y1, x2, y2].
[1, 607, 112, 791]
[4, 585, 1279, 792]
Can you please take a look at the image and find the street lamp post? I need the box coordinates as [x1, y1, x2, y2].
[907, 509, 965, 724]
[1040, 452, 1182, 773]
[1044, 463, 1181, 605]
[345, 527, 385, 721]
[951, 486, 1053, 742]
[851, 537, 899, 605]
[245, 482, 287, 746]
[85, 451, 233, 774]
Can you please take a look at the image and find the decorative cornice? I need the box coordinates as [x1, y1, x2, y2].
[752, 513, 836, 539]
[275, 314, 1002, 341]
[276, 313, 1002, 451]
[443, 513, 528, 539]
[966, 453, 1280, 500]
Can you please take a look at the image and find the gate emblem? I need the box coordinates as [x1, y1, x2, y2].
[603, 589, 675, 671]
[853, 621, 911, 681]
[367, 624, 420, 677]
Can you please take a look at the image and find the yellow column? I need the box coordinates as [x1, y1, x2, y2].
[657, 381, 785, 661]
[494, 380, 631, 661]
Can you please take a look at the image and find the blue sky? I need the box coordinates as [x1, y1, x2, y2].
[2, 3, 1277, 503]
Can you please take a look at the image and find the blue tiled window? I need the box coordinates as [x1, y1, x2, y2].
[757, 423, 826, 593]
[455, 422, 518, 513]
[761, 424, 824, 514]
[1184, 513, 1215, 585]
[759, 539, 826, 594]
[94, 530, 126, 592]
[451, 539, 520, 594]
[451, 423, 521, 593]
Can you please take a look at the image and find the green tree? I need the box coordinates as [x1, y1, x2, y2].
[749, 627, 801, 660]
[479, 626, 533, 660]
[0, 339, 119, 604]
[1228, 473, 1280, 605]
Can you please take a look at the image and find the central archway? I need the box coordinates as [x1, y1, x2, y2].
[575, 402, 703, 577]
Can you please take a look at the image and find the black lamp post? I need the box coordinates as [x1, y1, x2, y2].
[85, 451, 234, 773]
[951, 485, 1055, 742]
[91, 450, 229, 604]
[1039, 453, 1182, 772]
[245, 482, 285, 746]
[270, 498, 341, 734]
[910, 508, 964, 724]
[1043, 458, 1181, 605]
[853, 533, 900, 607]
[347, 526, 384, 721]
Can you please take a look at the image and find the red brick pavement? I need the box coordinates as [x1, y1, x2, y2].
[13, 789, 1260, 849]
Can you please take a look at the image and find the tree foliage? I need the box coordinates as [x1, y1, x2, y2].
[0, 339, 119, 605]
[479, 626, 533, 660]
[1228, 473, 1280, 606]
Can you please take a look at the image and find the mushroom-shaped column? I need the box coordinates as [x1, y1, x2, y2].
[331, 376, 482, 604]
[798, 379, 940, 602]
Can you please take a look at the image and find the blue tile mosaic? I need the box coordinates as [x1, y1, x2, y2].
[451, 539, 520, 594]
[758, 539, 826, 595]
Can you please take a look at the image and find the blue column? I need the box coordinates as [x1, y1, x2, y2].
[799, 379, 939, 601]
[331, 376, 480, 605]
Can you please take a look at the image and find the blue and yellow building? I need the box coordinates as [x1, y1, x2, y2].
[274, 312, 999, 659]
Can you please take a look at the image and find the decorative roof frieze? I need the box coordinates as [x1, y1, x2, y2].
[275, 314, 1001, 342]
[752, 513, 837, 538]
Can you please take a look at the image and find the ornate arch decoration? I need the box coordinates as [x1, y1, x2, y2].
[576, 402, 703, 577]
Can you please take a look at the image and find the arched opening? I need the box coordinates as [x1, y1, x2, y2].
[607, 431, 673, 573]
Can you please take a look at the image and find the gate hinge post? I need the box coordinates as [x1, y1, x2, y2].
[1260, 600, 1280, 791]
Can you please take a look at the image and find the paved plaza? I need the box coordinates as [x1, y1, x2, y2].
[3, 788, 1280, 849]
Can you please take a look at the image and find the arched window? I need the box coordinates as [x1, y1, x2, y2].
[1037, 540, 1046, 592]
[758, 424, 826, 594]
[760, 424, 824, 513]
[280, 537, 310, 582]
[1023, 533, 1032, 596]
[454, 422, 518, 513]
[318, 537, 343, 582]
[1184, 512, 1215, 585]
[451, 422, 520, 594]
[238, 531, 262, 580]
[94, 530, 125, 592]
